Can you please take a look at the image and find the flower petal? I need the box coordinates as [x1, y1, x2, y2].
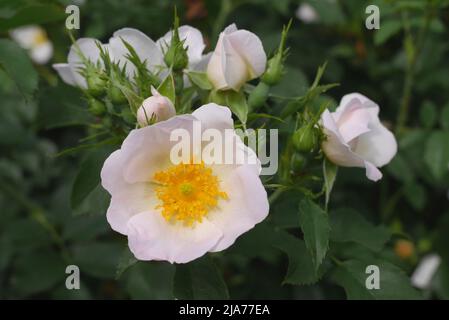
[321, 109, 364, 168]
[354, 120, 398, 168]
[192, 103, 233, 131]
[208, 164, 269, 252]
[122, 115, 197, 184]
[222, 35, 248, 90]
[67, 38, 103, 88]
[30, 42, 53, 64]
[109, 28, 164, 77]
[127, 210, 223, 263]
[226, 29, 266, 79]
[52, 63, 77, 86]
[364, 160, 383, 182]
[101, 150, 156, 234]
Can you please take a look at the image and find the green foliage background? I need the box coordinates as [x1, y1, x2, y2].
[1, 0, 449, 299]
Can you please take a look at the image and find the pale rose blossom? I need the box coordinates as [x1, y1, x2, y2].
[10, 25, 53, 64]
[321, 93, 397, 181]
[101, 103, 269, 263]
[207, 24, 267, 91]
[53, 26, 205, 88]
[137, 86, 176, 126]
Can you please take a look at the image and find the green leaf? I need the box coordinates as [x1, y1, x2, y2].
[330, 208, 391, 252]
[72, 242, 123, 279]
[157, 72, 176, 104]
[424, 130, 449, 180]
[125, 262, 175, 299]
[273, 230, 325, 285]
[13, 249, 66, 297]
[0, 4, 65, 31]
[173, 255, 229, 299]
[219, 90, 248, 125]
[374, 20, 402, 45]
[186, 71, 213, 90]
[116, 248, 138, 280]
[323, 158, 338, 209]
[420, 101, 437, 128]
[403, 182, 427, 211]
[71, 146, 114, 210]
[332, 259, 421, 300]
[0, 39, 38, 99]
[298, 198, 330, 270]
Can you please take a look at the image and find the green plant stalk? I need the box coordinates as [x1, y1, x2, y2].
[396, 7, 432, 134]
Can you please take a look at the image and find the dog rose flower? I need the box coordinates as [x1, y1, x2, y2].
[101, 103, 269, 263]
[53, 38, 107, 88]
[53, 26, 205, 87]
[320, 93, 397, 181]
[10, 25, 53, 64]
[136, 86, 176, 126]
[207, 24, 267, 91]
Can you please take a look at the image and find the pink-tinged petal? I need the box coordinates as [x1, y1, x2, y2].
[321, 110, 364, 168]
[101, 150, 155, 234]
[206, 36, 227, 89]
[109, 28, 163, 77]
[336, 101, 372, 143]
[192, 103, 233, 131]
[52, 63, 77, 86]
[126, 211, 223, 263]
[122, 115, 197, 184]
[208, 165, 269, 252]
[338, 92, 373, 114]
[364, 160, 383, 182]
[106, 183, 154, 235]
[222, 35, 248, 90]
[226, 29, 267, 79]
[192, 52, 212, 72]
[354, 120, 397, 167]
[223, 24, 238, 34]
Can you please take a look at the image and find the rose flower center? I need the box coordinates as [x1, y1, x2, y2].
[153, 162, 228, 226]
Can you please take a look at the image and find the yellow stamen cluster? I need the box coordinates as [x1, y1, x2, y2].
[33, 30, 48, 46]
[153, 162, 228, 226]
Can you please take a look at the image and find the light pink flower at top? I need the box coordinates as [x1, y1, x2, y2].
[207, 24, 267, 91]
[101, 103, 269, 263]
[321, 93, 397, 181]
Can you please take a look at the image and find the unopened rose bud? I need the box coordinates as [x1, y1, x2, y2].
[137, 87, 176, 126]
[88, 97, 106, 116]
[163, 14, 189, 71]
[108, 85, 127, 105]
[86, 73, 107, 98]
[261, 54, 284, 85]
[248, 82, 270, 111]
[292, 125, 317, 152]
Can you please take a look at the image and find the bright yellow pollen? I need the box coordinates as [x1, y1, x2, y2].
[33, 31, 48, 46]
[153, 162, 228, 226]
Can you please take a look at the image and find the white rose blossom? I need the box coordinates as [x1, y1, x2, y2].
[136, 86, 176, 126]
[53, 26, 206, 88]
[10, 25, 53, 65]
[101, 103, 269, 263]
[207, 24, 267, 91]
[320, 93, 397, 182]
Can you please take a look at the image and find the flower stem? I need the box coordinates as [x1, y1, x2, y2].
[396, 6, 432, 134]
